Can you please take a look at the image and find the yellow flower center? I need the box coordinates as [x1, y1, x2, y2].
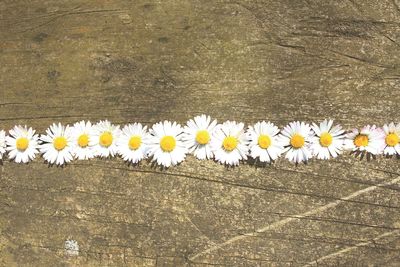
[16, 137, 29, 151]
[129, 136, 142, 150]
[354, 134, 369, 147]
[160, 136, 176, 152]
[53, 136, 67, 151]
[195, 130, 210, 145]
[319, 132, 333, 147]
[385, 133, 399, 147]
[78, 134, 89, 148]
[223, 136, 238, 151]
[258, 135, 271, 149]
[99, 132, 113, 147]
[290, 134, 305, 149]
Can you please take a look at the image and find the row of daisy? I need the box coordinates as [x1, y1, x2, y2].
[0, 115, 398, 166]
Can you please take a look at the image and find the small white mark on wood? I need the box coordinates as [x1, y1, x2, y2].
[119, 14, 132, 24]
[64, 239, 79, 257]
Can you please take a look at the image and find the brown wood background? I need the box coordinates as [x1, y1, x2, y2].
[1, 0, 400, 266]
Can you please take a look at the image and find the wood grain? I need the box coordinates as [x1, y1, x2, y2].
[0, 0, 400, 266]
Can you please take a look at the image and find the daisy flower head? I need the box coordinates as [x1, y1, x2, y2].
[246, 121, 284, 163]
[310, 119, 345, 160]
[40, 123, 74, 166]
[117, 123, 149, 164]
[91, 120, 121, 158]
[146, 121, 188, 167]
[382, 122, 400, 156]
[211, 121, 249, 166]
[279, 121, 313, 163]
[344, 125, 385, 155]
[0, 130, 6, 159]
[182, 115, 218, 160]
[71, 120, 95, 160]
[5, 125, 40, 163]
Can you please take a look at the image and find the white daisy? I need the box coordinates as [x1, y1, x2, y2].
[91, 120, 121, 158]
[211, 121, 249, 166]
[310, 119, 345, 160]
[5, 125, 40, 163]
[344, 125, 385, 155]
[279, 121, 313, 163]
[40, 123, 74, 165]
[146, 121, 188, 167]
[246, 121, 284, 162]
[117, 123, 149, 164]
[71, 120, 95, 160]
[0, 130, 6, 160]
[182, 115, 218, 160]
[382, 122, 400, 155]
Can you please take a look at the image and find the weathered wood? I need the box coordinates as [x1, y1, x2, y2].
[1, 0, 400, 266]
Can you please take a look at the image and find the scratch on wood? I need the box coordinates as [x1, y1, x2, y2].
[304, 229, 400, 266]
[189, 175, 400, 261]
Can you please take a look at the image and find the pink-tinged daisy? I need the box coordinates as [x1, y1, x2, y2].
[6, 125, 40, 163]
[279, 121, 313, 163]
[182, 115, 218, 160]
[146, 121, 188, 167]
[40, 123, 74, 165]
[246, 121, 284, 162]
[310, 119, 345, 160]
[344, 125, 385, 155]
[382, 122, 400, 156]
[211, 121, 249, 166]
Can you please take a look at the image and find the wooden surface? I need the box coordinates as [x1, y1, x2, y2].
[1, 0, 400, 266]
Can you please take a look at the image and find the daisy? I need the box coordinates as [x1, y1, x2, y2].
[71, 120, 95, 160]
[279, 121, 313, 163]
[0, 130, 6, 160]
[182, 115, 218, 160]
[146, 121, 188, 167]
[382, 123, 400, 155]
[40, 123, 74, 165]
[5, 125, 40, 163]
[91, 120, 121, 158]
[310, 119, 345, 160]
[117, 123, 149, 164]
[344, 125, 385, 155]
[211, 121, 249, 166]
[246, 121, 284, 162]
